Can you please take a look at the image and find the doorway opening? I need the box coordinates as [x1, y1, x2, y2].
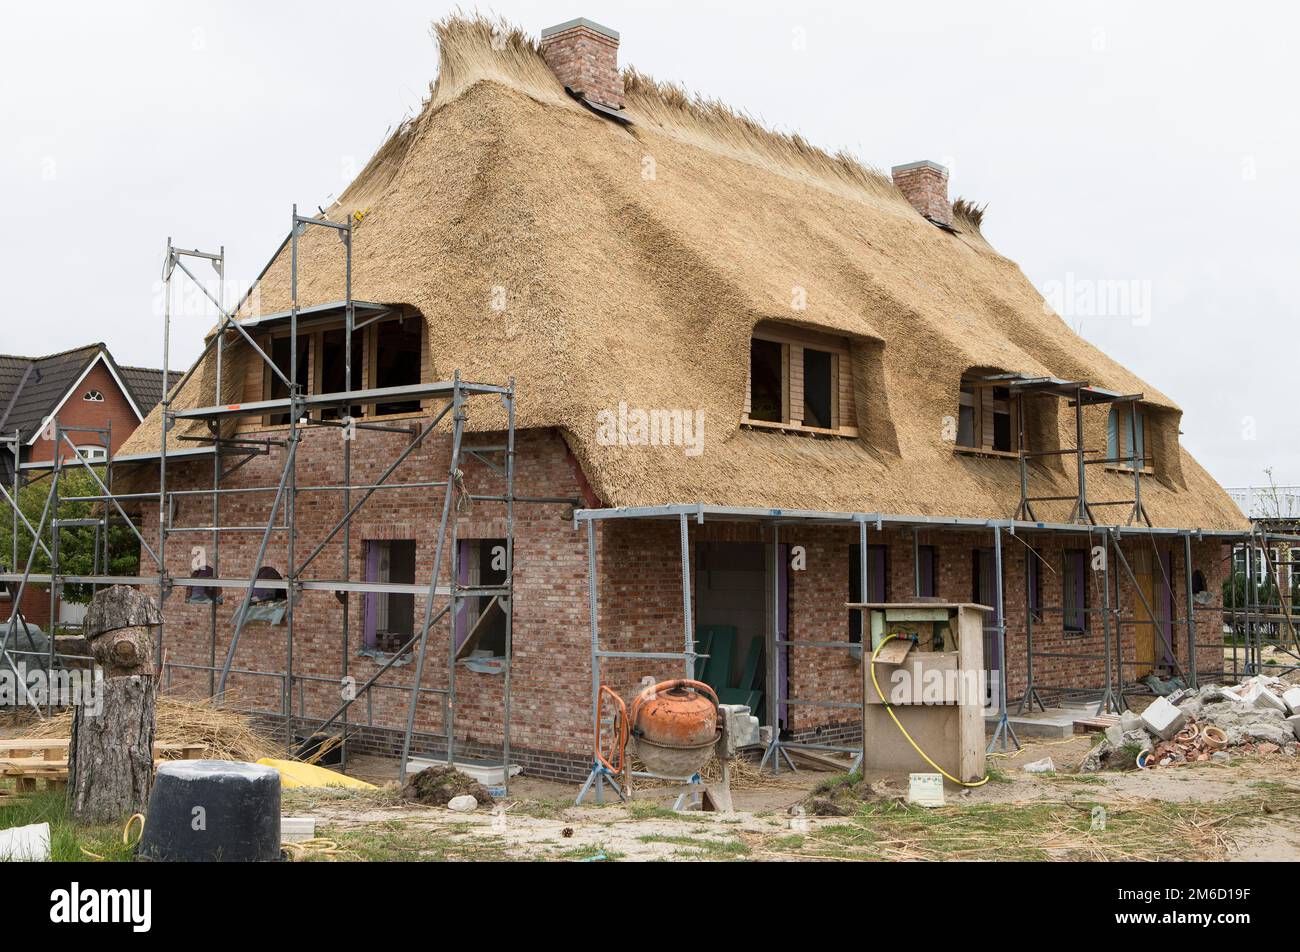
[694, 541, 777, 726]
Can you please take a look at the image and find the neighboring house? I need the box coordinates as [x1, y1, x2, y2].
[0, 343, 179, 629]
[111, 16, 1249, 781]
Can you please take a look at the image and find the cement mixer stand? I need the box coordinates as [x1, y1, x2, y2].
[576, 702, 755, 812]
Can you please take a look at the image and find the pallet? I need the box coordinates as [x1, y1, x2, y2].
[0, 739, 205, 792]
[1072, 714, 1121, 734]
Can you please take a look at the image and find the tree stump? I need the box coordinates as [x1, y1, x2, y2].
[68, 585, 161, 825]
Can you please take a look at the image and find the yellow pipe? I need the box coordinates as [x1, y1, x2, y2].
[869, 634, 989, 788]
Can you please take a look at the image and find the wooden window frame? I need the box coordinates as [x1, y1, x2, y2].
[254, 314, 428, 428]
[1105, 404, 1155, 475]
[261, 329, 311, 426]
[954, 380, 1019, 458]
[741, 325, 858, 438]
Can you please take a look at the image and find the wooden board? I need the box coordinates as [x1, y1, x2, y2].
[872, 638, 914, 665]
[0, 742, 205, 781]
[1073, 714, 1120, 734]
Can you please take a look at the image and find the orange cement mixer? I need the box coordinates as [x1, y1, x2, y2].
[598, 679, 721, 780]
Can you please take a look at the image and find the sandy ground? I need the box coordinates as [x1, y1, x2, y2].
[8, 709, 1298, 861]
[279, 739, 1300, 862]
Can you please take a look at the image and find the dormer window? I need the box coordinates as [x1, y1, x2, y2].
[742, 324, 857, 437]
[956, 377, 1015, 454]
[83, 389, 105, 402]
[1107, 404, 1151, 472]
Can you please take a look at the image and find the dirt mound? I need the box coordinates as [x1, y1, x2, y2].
[399, 766, 493, 806]
[803, 774, 902, 816]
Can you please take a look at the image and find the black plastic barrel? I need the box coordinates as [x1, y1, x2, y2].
[137, 760, 281, 862]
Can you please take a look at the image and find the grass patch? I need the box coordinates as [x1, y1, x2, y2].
[553, 842, 624, 861]
[624, 800, 708, 822]
[1044, 773, 1105, 785]
[319, 824, 514, 862]
[753, 787, 1300, 862]
[505, 797, 572, 820]
[280, 785, 402, 811]
[811, 771, 862, 795]
[983, 764, 1012, 784]
[0, 790, 136, 862]
[636, 832, 751, 859]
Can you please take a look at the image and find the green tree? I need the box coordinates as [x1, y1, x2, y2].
[0, 468, 141, 605]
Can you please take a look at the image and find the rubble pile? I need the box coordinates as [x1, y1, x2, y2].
[1080, 675, 1300, 772]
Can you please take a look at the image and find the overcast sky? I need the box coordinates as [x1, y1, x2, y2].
[1, 1, 1295, 488]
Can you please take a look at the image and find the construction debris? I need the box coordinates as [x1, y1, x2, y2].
[804, 775, 903, 815]
[1140, 696, 1187, 741]
[399, 765, 494, 807]
[1022, 757, 1056, 773]
[1081, 675, 1300, 772]
[447, 795, 479, 812]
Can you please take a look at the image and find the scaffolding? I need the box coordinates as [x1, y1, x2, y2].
[571, 504, 1300, 784]
[969, 373, 1153, 527]
[1014, 520, 1300, 716]
[0, 208, 524, 790]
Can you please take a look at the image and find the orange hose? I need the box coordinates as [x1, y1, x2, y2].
[595, 685, 628, 775]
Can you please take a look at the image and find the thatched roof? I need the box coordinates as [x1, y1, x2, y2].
[118, 14, 1245, 531]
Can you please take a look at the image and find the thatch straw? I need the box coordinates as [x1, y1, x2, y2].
[626, 753, 788, 790]
[951, 196, 987, 231]
[115, 13, 1246, 531]
[26, 695, 279, 763]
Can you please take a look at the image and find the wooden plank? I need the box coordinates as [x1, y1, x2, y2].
[0, 738, 201, 754]
[872, 638, 915, 665]
[1073, 715, 1120, 734]
[1, 756, 205, 776]
[786, 747, 855, 772]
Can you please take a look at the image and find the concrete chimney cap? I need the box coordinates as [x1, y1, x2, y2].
[541, 17, 620, 41]
[891, 159, 948, 176]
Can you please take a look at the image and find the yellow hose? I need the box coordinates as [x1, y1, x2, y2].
[869, 634, 988, 788]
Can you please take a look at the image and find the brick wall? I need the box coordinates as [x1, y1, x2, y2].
[890, 161, 951, 226]
[539, 20, 624, 109]
[146, 426, 594, 779]
[142, 419, 1231, 782]
[593, 522, 1229, 737]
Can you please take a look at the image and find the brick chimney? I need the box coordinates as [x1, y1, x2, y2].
[891, 160, 951, 227]
[539, 17, 624, 110]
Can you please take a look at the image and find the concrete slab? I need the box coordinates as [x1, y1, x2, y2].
[987, 708, 1076, 739]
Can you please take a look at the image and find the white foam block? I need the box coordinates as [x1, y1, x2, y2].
[0, 822, 50, 862]
[1250, 685, 1288, 713]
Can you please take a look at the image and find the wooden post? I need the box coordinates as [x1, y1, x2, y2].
[68, 585, 160, 824]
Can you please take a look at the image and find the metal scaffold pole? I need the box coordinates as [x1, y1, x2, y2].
[986, 524, 1019, 752]
[400, 375, 465, 783]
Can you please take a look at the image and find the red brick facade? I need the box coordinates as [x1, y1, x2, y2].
[24, 359, 140, 465]
[15, 357, 143, 629]
[144, 422, 1230, 781]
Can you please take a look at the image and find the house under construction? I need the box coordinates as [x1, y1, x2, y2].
[4, 15, 1298, 792]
